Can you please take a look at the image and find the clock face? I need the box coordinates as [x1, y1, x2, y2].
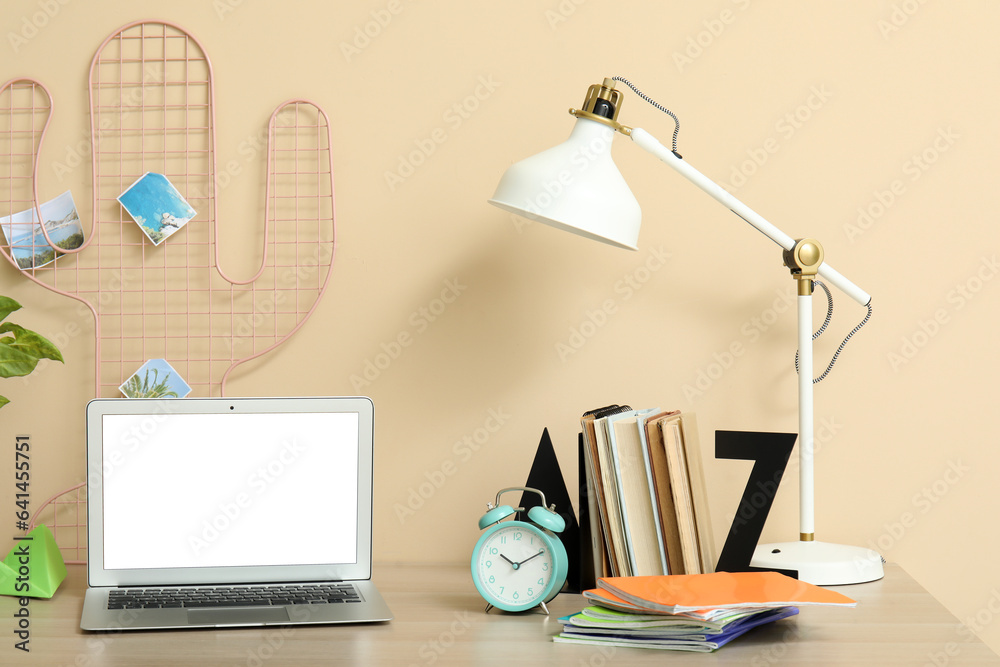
[471, 521, 564, 612]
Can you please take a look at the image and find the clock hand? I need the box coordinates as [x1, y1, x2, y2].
[500, 554, 519, 570]
[515, 548, 545, 567]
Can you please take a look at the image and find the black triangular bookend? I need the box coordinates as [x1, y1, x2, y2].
[516, 428, 583, 593]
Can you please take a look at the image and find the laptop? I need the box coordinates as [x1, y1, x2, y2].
[81, 396, 393, 631]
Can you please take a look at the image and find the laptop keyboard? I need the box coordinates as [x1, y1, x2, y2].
[107, 583, 361, 609]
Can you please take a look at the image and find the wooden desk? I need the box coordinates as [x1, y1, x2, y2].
[2, 563, 998, 666]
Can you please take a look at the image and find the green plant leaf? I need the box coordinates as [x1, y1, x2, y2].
[0, 296, 22, 323]
[0, 342, 41, 378]
[0, 395, 9, 409]
[0, 323, 64, 363]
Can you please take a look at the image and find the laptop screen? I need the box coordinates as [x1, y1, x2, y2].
[86, 397, 374, 587]
[101, 411, 358, 570]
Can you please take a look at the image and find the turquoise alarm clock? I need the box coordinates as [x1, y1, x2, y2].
[471, 486, 568, 614]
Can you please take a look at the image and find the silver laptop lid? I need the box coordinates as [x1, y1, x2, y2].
[86, 396, 374, 588]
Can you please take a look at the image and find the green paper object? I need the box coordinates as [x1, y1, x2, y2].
[0, 525, 67, 598]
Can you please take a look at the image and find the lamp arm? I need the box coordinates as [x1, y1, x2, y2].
[629, 128, 871, 307]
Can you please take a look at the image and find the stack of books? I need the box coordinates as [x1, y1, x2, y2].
[555, 570, 856, 652]
[580, 405, 713, 579]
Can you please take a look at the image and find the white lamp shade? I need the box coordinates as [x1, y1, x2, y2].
[489, 117, 642, 250]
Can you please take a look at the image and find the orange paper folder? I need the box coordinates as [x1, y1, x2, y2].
[595, 571, 856, 614]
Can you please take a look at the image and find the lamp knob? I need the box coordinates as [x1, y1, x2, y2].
[784, 238, 824, 276]
[797, 241, 823, 268]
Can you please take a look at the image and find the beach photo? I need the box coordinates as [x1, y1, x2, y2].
[0, 190, 85, 270]
[117, 172, 196, 245]
[119, 358, 192, 399]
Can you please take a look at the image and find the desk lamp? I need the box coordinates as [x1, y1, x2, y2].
[488, 77, 883, 585]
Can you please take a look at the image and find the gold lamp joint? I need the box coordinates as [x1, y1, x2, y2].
[783, 238, 825, 296]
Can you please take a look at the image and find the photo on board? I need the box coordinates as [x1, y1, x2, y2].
[117, 172, 196, 246]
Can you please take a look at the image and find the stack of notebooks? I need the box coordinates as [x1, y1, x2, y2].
[555, 571, 856, 652]
[580, 405, 713, 579]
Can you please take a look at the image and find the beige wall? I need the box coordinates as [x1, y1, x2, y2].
[2, 0, 999, 655]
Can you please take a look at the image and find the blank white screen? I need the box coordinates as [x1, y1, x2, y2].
[101, 411, 358, 570]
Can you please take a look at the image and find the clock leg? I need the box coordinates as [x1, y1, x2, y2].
[484, 603, 494, 614]
[539, 601, 549, 616]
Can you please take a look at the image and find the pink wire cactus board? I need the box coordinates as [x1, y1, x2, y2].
[0, 19, 336, 398]
[0, 20, 337, 560]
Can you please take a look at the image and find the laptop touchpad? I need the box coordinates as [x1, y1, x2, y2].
[188, 607, 290, 626]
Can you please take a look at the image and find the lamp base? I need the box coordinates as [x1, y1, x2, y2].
[751, 540, 884, 586]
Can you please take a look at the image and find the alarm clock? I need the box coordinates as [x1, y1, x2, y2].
[471, 486, 568, 614]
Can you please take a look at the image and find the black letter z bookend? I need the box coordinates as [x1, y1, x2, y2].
[715, 430, 798, 578]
